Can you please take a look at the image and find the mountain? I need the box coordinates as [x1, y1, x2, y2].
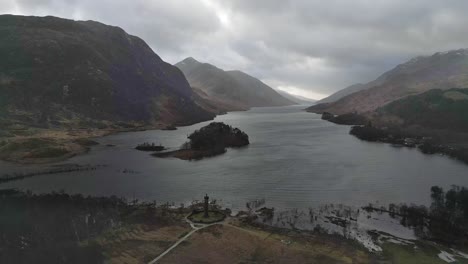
[0, 15, 214, 128]
[373, 88, 468, 133]
[316, 68, 400, 104]
[308, 49, 468, 115]
[316, 83, 367, 104]
[175, 57, 295, 112]
[276, 90, 316, 105]
[348, 88, 468, 163]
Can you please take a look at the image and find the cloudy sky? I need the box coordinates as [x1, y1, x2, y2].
[2, 0, 468, 99]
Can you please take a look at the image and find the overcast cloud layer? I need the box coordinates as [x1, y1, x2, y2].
[2, 0, 468, 99]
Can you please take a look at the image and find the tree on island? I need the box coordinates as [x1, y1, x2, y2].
[154, 122, 249, 160]
[187, 122, 249, 150]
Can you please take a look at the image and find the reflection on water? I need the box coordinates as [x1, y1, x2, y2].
[1, 105, 468, 210]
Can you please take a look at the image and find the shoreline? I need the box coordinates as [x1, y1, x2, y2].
[308, 109, 468, 165]
[0, 127, 134, 165]
[0, 107, 252, 165]
[0, 105, 299, 165]
[349, 125, 468, 165]
[0, 120, 202, 165]
[2, 188, 467, 263]
[153, 148, 227, 160]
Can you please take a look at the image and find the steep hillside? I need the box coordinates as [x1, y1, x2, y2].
[316, 83, 367, 104]
[308, 49, 468, 114]
[0, 15, 214, 128]
[315, 58, 415, 105]
[176, 57, 295, 111]
[374, 88, 468, 132]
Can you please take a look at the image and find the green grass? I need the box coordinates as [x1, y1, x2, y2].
[0, 138, 69, 159]
[29, 147, 69, 158]
[381, 241, 468, 264]
[2, 138, 50, 153]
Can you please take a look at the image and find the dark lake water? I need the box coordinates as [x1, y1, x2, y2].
[1, 105, 468, 210]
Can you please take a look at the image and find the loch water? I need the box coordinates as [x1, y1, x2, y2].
[2, 105, 468, 210]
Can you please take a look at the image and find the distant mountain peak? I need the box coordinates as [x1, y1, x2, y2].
[180, 57, 200, 64]
[433, 48, 468, 57]
[176, 58, 296, 111]
[309, 47, 468, 114]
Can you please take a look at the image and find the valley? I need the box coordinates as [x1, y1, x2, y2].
[1, 8, 468, 264]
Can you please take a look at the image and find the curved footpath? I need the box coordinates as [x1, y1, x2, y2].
[148, 216, 225, 264]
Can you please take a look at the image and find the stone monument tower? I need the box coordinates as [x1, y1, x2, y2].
[204, 193, 209, 218]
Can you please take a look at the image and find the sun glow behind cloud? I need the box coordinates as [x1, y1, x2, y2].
[277, 86, 327, 101]
[201, 0, 232, 28]
[4, 0, 468, 98]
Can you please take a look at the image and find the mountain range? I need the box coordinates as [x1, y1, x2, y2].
[315, 83, 367, 104]
[0, 15, 296, 131]
[4, 15, 468, 147]
[0, 15, 218, 129]
[176, 57, 295, 112]
[308, 48, 468, 161]
[309, 49, 468, 115]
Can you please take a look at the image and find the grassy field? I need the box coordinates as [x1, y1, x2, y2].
[0, 128, 109, 163]
[2, 188, 467, 263]
[159, 223, 371, 264]
[0, 122, 144, 164]
[0, 137, 74, 162]
[94, 224, 191, 264]
[152, 219, 468, 264]
[381, 241, 468, 264]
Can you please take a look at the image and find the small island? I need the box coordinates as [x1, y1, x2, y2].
[135, 142, 166, 151]
[154, 122, 249, 160]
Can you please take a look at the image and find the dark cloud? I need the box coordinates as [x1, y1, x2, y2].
[2, 0, 468, 99]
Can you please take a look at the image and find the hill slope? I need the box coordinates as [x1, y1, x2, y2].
[0, 15, 214, 128]
[308, 49, 468, 114]
[374, 88, 468, 132]
[316, 83, 367, 104]
[175, 57, 295, 111]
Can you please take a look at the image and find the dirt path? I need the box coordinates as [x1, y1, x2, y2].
[147, 217, 222, 264]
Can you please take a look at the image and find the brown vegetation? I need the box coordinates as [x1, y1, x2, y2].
[159, 224, 371, 264]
